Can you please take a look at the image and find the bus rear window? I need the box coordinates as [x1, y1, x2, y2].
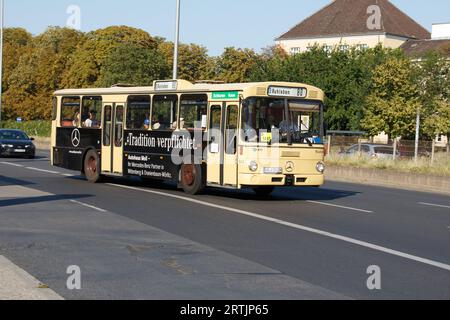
[61, 97, 81, 127]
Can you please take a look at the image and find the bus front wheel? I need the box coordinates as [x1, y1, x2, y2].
[180, 163, 205, 195]
[84, 150, 102, 183]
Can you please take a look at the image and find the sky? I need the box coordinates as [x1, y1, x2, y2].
[3, 0, 450, 56]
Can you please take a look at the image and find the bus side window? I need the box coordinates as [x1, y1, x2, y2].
[52, 97, 58, 121]
[126, 95, 151, 130]
[179, 94, 208, 130]
[226, 105, 238, 155]
[82, 96, 102, 129]
[152, 95, 178, 131]
[103, 106, 112, 146]
[115, 106, 124, 147]
[61, 97, 81, 127]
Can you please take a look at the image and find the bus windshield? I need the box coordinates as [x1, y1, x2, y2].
[241, 97, 323, 144]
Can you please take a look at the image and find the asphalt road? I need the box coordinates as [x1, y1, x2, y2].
[0, 150, 449, 299]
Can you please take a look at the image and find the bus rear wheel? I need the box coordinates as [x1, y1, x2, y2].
[180, 163, 205, 195]
[84, 150, 102, 183]
[252, 186, 275, 197]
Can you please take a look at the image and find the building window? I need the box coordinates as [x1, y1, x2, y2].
[357, 44, 369, 51]
[290, 47, 301, 55]
[323, 45, 333, 53]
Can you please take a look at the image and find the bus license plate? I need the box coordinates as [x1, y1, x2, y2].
[264, 167, 282, 174]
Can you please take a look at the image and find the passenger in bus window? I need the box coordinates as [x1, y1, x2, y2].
[72, 112, 81, 127]
[84, 110, 100, 128]
[144, 117, 150, 130]
[152, 115, 163, 130]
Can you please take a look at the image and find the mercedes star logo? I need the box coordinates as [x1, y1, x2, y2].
[71, 129, 81, 147]
[286, 161, 295, 173]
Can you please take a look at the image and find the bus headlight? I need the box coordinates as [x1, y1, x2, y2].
[316, 161, 325, 173]
[249, 161, 259, 172]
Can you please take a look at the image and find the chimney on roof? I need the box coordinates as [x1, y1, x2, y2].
[432, 23, 450, 40]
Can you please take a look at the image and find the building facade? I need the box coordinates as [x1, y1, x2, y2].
[276, 0, 430, 54]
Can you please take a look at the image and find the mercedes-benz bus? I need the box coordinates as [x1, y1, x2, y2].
[51, 80, 326, 195]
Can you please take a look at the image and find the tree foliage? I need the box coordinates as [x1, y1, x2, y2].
[159, 42, 214, 81]
[3, 27, 84, 120]
[1, 25, 449, 140]
[361, 57, 420, 139]
[61, 26, 157, 88]
[97, 43, 169, 87]
[216, 47, 258, 83]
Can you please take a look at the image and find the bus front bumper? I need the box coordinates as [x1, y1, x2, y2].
[239, 173, 324, 187]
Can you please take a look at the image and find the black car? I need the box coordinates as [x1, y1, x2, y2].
[0, 129, 36, 159]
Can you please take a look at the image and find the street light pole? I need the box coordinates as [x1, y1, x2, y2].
[0, 0, 4, 128]
[173, 0, 180, 80]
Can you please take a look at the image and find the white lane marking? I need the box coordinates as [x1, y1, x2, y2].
[70, 200, 107, 213]
[2, 161, 76, 177]
[25, 167, 61, 175]
[306, 200, 373, 214]
[0, 162, 24, 167]
[62, 173, 76, 177]
[419, 202, 450, 209]
[108, 183, 450, 272]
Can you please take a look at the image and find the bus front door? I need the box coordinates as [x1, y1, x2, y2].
[207, 103, 238, 187]
[101, 103, 124, 175]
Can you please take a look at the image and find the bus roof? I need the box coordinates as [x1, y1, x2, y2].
[54, 80, 325, 100]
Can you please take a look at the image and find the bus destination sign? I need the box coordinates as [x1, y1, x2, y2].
[154, 81, 178, 91]
[267, 86, 307, 98]
[211, 91, 239, 100]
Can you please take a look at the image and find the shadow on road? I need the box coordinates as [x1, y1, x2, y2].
[0, 194, 93, 208]
[107, 177, 360, 202]
[0, 175, 36, 187]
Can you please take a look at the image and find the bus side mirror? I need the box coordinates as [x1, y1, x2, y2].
[323, 122, 328, 137]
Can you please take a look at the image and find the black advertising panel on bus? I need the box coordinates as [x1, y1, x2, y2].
[53, 127, 102, 171]
[123, 130, 205, 181]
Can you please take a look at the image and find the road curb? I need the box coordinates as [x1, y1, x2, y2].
[327, 165, 450, 196]
[0, 256, 63, 300]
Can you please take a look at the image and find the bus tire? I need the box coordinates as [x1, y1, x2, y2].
[83, 149, 102, 183]
[252, 186, 275, 197]
[180, 163, 205, 195]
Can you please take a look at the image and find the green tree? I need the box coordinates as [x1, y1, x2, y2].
[158, 41, 214, 81]
[362, 57, 420, 139]
[251, 44, 399, 131]
[216, 47, 258, 83]
[61, 26, 157, 88]
[4, 27, 84, 120]
[423, 99, 450, 140]
[416, 52, 450, 139]
[2, 28, 33, 92]
[97, 43, 169, 87]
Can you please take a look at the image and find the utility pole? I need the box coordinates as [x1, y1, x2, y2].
[414, 109, 420, 162]
[173, 0, 181, 80]
[0, 0, 4, 128]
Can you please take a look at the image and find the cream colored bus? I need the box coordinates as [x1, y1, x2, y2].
[51, 79, 326, 195]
